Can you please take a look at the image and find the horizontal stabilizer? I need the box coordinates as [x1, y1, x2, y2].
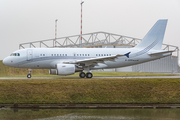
[148, 50, 174, 56]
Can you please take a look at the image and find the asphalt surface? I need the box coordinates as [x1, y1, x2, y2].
[1, 103, 180, 109]
[0, 76, 180, 79]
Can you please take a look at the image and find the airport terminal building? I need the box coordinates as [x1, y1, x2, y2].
[19, 31, 179, 73]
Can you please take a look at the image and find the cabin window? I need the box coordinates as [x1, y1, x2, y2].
[104, 54, 106, 56]
[43, 54, 45, 56]
[88, 54, 89, 56]
[65, 54, 67, 56]
[77, 54, 79, 56]
[57, 54, 59, 56]
[101, 54, 103, 56]
[80, 54, 81, 56]
[82, 54, 84, 56]
[85, 54, 87, 56]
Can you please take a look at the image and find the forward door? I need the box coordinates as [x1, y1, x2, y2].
[27, 49, 33, 61]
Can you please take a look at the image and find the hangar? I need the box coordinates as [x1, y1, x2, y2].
[19, 31, 179, 73]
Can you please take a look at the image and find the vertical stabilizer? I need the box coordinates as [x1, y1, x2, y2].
[135, 19, 168, 50]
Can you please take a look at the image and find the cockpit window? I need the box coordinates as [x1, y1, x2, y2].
[10, 53, 20, 56]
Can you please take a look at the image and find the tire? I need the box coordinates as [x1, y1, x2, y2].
[86, 72, 93, 78]
[79, 72, 86, 78]
[27, 74, 31, 78]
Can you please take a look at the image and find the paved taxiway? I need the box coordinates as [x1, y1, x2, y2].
[1, 103, 180, 109]
[0, 76, 180, 79]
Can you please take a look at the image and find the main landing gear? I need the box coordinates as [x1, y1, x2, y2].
[27, 69, 32, 78]
[79, 72, 93, 78]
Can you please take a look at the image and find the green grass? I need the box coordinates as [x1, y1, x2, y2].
[0, 78, 180, 104]
[0, 60, 175, 77]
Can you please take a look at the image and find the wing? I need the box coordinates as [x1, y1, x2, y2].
[75, 54, 123, 63]
[63, 54, 125, 67]
[62, 52, 131, 68]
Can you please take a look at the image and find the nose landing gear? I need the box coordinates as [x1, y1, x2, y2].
[27, 74, 31, 78]
[27, 69, 32, 78]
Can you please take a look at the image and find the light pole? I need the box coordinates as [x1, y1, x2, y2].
[80, 0, 84, 48]
[55, 19, 58, 47]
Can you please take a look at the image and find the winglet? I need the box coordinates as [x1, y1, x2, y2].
[124, 52, 131, 58]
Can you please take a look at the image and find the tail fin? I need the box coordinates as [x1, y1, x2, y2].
[135, 19, 168, 50]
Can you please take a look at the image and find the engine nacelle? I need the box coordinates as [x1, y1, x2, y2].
[49, 64, 75, 75]
[57, 64, 75, 75]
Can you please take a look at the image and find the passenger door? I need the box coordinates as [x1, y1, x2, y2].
[27, 50, 33, 61]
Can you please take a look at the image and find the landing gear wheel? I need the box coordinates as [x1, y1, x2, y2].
[79, 72, 86, 78]
[86, 72, 93, 78]
[27, 74, 31, 78]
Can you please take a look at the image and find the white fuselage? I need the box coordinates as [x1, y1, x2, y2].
[3, 47, 171, 70]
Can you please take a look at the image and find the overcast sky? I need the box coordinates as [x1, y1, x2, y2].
[0, 0, 180, 60]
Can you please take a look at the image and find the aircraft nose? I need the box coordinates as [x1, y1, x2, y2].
[3, 57, 10, 66]
[3, 57, 8, 66]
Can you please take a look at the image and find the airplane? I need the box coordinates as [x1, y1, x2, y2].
[3, 19, 173, 78]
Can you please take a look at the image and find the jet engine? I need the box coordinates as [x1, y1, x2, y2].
[49, 64, 75, 75]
